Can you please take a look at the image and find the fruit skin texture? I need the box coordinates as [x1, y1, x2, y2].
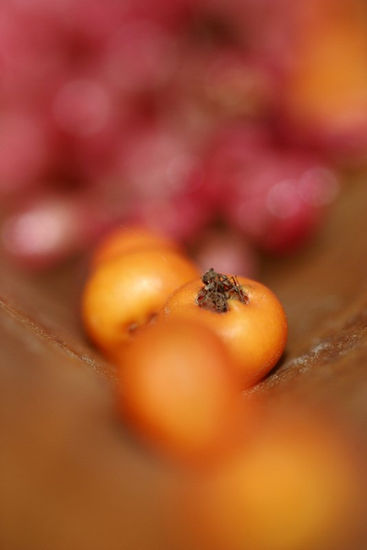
[82, 248, 199, 355]
[91, 225, 178, 267]
[116, 318, 243, 466]
[161, 276, 287, 388]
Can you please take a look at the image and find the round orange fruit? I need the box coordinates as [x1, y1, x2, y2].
[191, 417, 359, 550]
[117, 318, 244, 465]
[82, 248, 199, 355]
[161, 269, 287, 388]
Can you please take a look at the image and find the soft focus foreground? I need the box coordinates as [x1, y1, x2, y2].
[187, 406, 365, 550]
[116, 317, 244, 466]
[4, 0, 367, 269]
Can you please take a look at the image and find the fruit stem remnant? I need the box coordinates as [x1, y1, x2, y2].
[196, 268, 248, 313]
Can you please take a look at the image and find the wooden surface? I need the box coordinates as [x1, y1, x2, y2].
[258, 177, 367, 432]
[1, 178, 367, 548]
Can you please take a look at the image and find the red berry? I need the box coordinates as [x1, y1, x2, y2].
[223, 149, 339, 254]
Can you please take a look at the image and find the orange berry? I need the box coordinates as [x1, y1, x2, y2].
[161, 273, 287, 388]
[82, 248, 199, 354]
[116, 318, 244, 465]
[92, 225, 177, 267]
[285, 0, 367, 141]
[192, 418, 359, 550]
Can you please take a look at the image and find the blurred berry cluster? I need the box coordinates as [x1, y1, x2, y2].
[1, 0, 366, 271]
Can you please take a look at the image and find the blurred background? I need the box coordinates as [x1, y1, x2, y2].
[1, 1, 367, 550]
[1, 0, 366, 272]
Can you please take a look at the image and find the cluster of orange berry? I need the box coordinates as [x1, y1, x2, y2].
[82, 229, 361, 550]
[82, 225, 287, 465]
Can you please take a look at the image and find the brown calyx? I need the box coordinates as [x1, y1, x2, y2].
[196, 268, 249, 313]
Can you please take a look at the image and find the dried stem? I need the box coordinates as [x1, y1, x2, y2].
[196, 268, 248, 313]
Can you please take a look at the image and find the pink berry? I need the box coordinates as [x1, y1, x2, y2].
[53, 78, 113, 137]
[223, 149, 340, 254]
[0, 111, 49, 196]
[194, 229, 258, 277]
[129, 192, 211, 243]
[101, 19, 177, 94]
[118, 123, 204, 203]
[201, 123, 272, 207]
[2, 195, 85, 268]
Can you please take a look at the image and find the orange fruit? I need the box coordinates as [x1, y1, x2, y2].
[82, 248, 199, 354]
[192, 417, 359, 550]
[92, 226, 177, 267]
[161, 273, 287, 388]
[117, 318, 244, 465]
